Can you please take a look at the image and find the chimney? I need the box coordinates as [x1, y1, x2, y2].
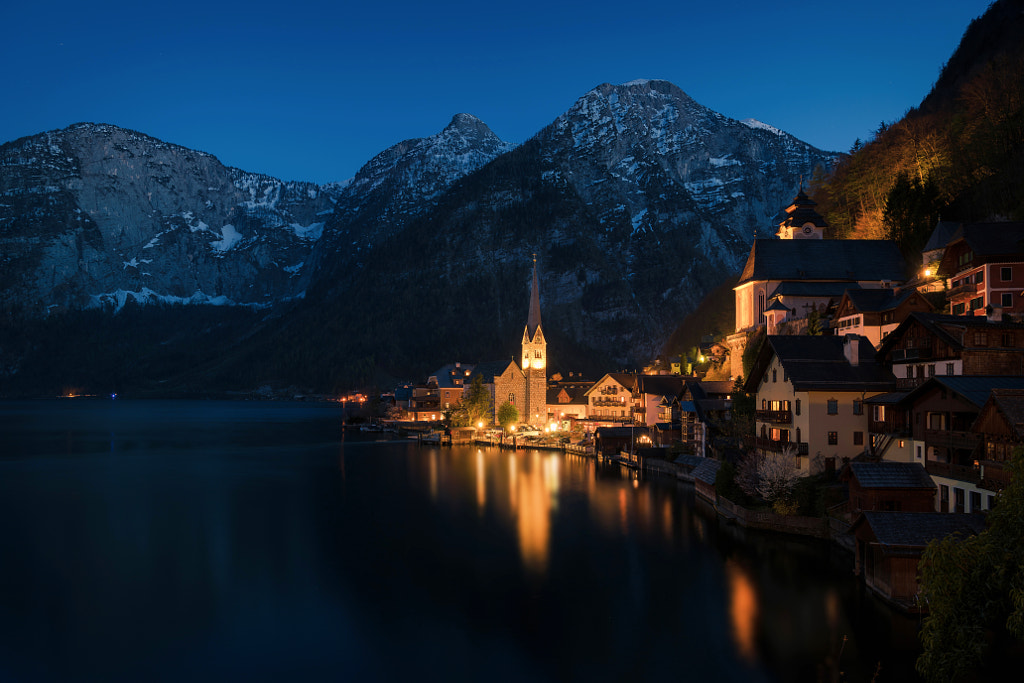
[844, 334, 859, 367]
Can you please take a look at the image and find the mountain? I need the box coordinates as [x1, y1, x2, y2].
[814, 0, 1024, 251]
[0, 81, 836, 396]
[211, 79, 837, 391]
[0, 123, 335, 319]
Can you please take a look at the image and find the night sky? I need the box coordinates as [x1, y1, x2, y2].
[2, 0, 992, 184]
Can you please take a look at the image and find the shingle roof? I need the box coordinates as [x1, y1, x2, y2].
[692, 458, 721, 485]
[746, 334, 896, 393]
[956, 222, 1024, 257]
[904, 376, 1024, 409]
[737, 239, 905, 285]
[771, 281, 862, 298]
[848, 462, 935, 489]
[842, 287, 920, 313]
[674, 454, 707, 469]
[853, 512, 987, 550]
[636, 374, 685, 398]
[429, 363, 476, 388]
[922, 221, 962, 255]
[877, 312, 1024, 357]
[988, 388, 1024, 437]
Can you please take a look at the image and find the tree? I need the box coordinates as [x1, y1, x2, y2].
[917, 447, 1024, 681]
[736, 446, 801, 510]
[497, 401, 519, 432]
[451, 375, 493, 428]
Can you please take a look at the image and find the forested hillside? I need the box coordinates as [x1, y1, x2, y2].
[813, 0, 1024, 265]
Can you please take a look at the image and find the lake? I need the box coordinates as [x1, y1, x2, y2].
[0, 400, 921, 682]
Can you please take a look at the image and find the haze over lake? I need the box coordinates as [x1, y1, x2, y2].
[0, 400, 919, 681]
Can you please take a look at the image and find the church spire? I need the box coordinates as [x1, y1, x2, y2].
[527, 254, 542, 339]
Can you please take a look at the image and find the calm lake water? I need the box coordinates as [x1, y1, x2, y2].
[0, 400, 921, 682]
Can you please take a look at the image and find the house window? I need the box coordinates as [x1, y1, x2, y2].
[975, 332, 988, 346]
[1001, 266, 1013, 281]
[970, 296, 983, 311]
[772, 369, 777, 383]
[970, 491, 981, 513]
[828, 431, 838, 445]
[509, 393, 515, 404]
[928, 364, 935, 377]
[946, 363, 955, 375]
[916, 445, 922, 459]
[976, 269, 985, 284]
[1003, 332, 1015, 347]
[954, 488, 965, 514]
[853, 399, 863, 415]
[873, 405, 886, 422]
[827, 399, 838, 415]
[762, 399, 767, 410]
[1002, 292, 1014, 308]
[853, 431, 863, 446]
[940, 485, 949, 512]
[795, 427, 801, 443]
[795, 400, 801, 416]
[988, 494, 996, 511]
[952, 303, 966, 315]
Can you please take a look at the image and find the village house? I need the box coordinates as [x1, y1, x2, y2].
[866, 375, 1024, 513]
[937, 222, 1024, 317]
[841, 461, 937, 515]
[832, 288, 934, 348]
[584, 373, 636, 423]
[745, 334, 896, 475]
[972, 388, 1024, 493]
[877, 311, 1024, 390]
[850, 511, 987, 610]
[726, 191, 906, 378]
[428, 362, 476, 411]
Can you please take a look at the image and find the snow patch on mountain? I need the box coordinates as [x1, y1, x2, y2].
[210, 225, 242, 252]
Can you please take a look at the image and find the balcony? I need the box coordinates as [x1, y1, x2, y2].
[755, 437, 809, 455]
[980, 461, 1012, 491]
[923, 428, 982, 451]
[755, 409, 793, 425]
[926, 459, 981, 485]
[591, 397, 629, 407]
[895, 377, 925, 390]
[891, 348, 933, 361]
[946, 280, 982, 300]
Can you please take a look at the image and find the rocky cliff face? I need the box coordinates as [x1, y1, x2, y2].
[0, 123, 334, 317]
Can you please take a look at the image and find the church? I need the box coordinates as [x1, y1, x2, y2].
[725, 190, 906, 379]
[455, 257, 548, 427]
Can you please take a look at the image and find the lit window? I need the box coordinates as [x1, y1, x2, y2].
[828, 431, 838, 445]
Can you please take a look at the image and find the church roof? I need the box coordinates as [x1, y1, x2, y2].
[468, 359, 520, 384]
[737, 239, 905, 286]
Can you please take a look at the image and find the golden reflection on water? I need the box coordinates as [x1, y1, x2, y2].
[475, 449, 486, 514]
[727, 558, 759, 663]
[513, 451, 554, 575]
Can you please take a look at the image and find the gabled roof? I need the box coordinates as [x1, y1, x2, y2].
[902, 376, 1024, 409]
[635, 374, 685, 399]
[744, 334, 895, 393]
[771, 281, 862, 298]
[984, 388, 1024, 438]
[584, 372, 637, 396]
[877, 312, 1024, 357]
[840, 287, 926, 314]
[429, 363, 475, 388]
[846, 462, 935, 490]
[469, 359, 521, 384]
[692, 458, 721, 485]
[850, 512, 986, 551]
[922, 221, 962, 255]
[737, 239, 905, 286]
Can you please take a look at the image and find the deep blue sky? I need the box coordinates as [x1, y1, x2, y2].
[2, 0, 993, 184]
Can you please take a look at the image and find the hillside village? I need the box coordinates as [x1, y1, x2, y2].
[380, 189, 1024, 610]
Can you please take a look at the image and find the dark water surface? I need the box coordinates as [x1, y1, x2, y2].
[0, 400, 921, 682]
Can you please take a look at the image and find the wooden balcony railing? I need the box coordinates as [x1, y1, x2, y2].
[924, 429, 982, 451]
[925, 459, 981, 485]
[755, 409, 793, 425]
[754, 437, 808, 455]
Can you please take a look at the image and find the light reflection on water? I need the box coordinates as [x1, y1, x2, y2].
[0, 401, 923, 682]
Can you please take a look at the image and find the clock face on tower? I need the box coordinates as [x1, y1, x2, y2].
[802, 225, 814, 235]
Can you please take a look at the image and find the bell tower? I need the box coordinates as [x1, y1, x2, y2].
[521, 255, 547, 426]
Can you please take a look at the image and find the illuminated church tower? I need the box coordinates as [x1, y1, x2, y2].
[521, 256, 547, 426]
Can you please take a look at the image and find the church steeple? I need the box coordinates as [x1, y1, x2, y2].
[527, 254, 542, 339]
[521, 254, 547, 426]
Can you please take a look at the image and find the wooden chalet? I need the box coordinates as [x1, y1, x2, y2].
[972, 388, 1024, 492]
[832, 287, 934, 348]
[850, 511, 987, 610]
[841, 462, 936, 515]
[936, 222, 1024, 317]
